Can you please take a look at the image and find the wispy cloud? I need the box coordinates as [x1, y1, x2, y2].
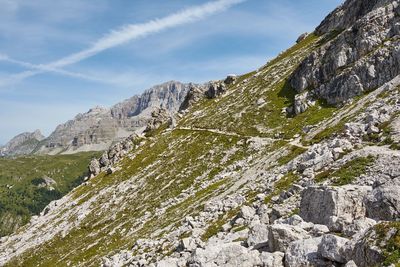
[0, 54, 126, 86]
[0, 0, 246, 87]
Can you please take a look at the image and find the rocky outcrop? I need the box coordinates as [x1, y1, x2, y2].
[284, 237, 328, 267]
[188, 243, 261, 267]
[179, 84, 208, 111]
[365, 184, 400, 221]
[144, 108, 170, 134]
[0, 130, 44, 156]
[289, 0, 400, 109]
[267, 224, 311, 252]
[300, 185, 371, 232]
[317, 234, 349, 263]
[89, 134, 140, 177]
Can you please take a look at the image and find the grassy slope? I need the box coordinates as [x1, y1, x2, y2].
[0, 152, 100, 237]
[5, 34, 351, 266]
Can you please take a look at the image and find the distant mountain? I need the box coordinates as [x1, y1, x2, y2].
[3, 81, 192, 156]
[0, 130, 44, 157]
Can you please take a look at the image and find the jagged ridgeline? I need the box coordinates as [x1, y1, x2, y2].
[1, 0, 400, 266]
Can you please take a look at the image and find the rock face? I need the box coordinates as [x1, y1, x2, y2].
[289, 0, 400, 108]
[88, 134, 139, 177]
[267, 224, 311, 252]
[300, 186, 371, 232]
[317, 234, 349, 263]
[0, 130, 44, 156]
[179, 84, 208, 111]
[36, 81, 191, 154]
[284, 237, 328, 267]
[365, 184, 400, 221]
[188, 243, 261, 267]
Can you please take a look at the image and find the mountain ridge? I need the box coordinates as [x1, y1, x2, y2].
[2, 81, 194, 156]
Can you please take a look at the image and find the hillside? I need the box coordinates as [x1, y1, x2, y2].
[1, 0, 400, 266]
[0, 152, 100, 237]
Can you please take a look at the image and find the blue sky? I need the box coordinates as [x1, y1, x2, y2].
[0, 0, 343, 144]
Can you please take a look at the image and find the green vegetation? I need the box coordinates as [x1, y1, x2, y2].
[315, 156, 375, 185]
[307, 119, 346, 145]
[0, 152, 99, 237]
[264, 172, 300, 204]
[178, 34, 327, 138]
[287, 208, 300, 218]
[374, 222, 400, 266]
[390, 143, 400, 150]
[7, 129, 252, 266]
[316, 29, 344, 46]
[277, 145, 307, 165]
[201, 208, 240, 241]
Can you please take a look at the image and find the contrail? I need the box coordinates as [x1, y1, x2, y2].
[0, 0, 246, 86]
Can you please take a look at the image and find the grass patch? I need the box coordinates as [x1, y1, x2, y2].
[0, 152, 99, 237]
[277, 145, 307, 165]
[201, 208, 240, 242]
[315, 156, 375, 185]
[307, 119, 346, 145]
[374, 222, 400, 266]
[264, 172, 300, 204]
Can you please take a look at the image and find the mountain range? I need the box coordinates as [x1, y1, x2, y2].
[1, 81, 193, 156]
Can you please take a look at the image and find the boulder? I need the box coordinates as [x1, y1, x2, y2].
[344, 261, 358, 267]
[267, 224, 310, 252]
[296, 32, 309, 43]
[240, 205, 256, 222]
[342, 218, 376, 237]
[247, 224, 269, 249]
[188, 243, 261, 267]
[294, 91, 315, 114]
[318, 234, 349, 263]
[179, 84, 207, 111]
[224, 74, 237, 85]
[156, 258, 179, 267]
[257, 204, 270, 225]
[351, 228, 385, 267]
[89, 159, 101, 177]
[300, 185, 371, 231]
[205, 82, 226, 99]
[365, 185, 400, 221]
[341, 222, 400, 267]
[259, 252, 284, 267]
[284, 237, 330, 267]
[180, 237, 197, 252]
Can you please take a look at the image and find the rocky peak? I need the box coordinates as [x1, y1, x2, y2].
[110, 81, 191, 119]
[316, 0, 395, 35]
[289, 0, 400, 112]
[36, 81, 191, 154]
[0, 130, 45, 156]
[87, 106, 108, 115]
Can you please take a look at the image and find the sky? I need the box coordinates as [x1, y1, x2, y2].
[0, 0, 343, 144]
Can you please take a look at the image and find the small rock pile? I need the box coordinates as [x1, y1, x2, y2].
[89, 134, 139, 177]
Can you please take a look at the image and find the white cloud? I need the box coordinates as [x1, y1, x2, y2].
[0, 55, 127, 85]
[49, 0, 246, 68]
[0, 0, 246, 87]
